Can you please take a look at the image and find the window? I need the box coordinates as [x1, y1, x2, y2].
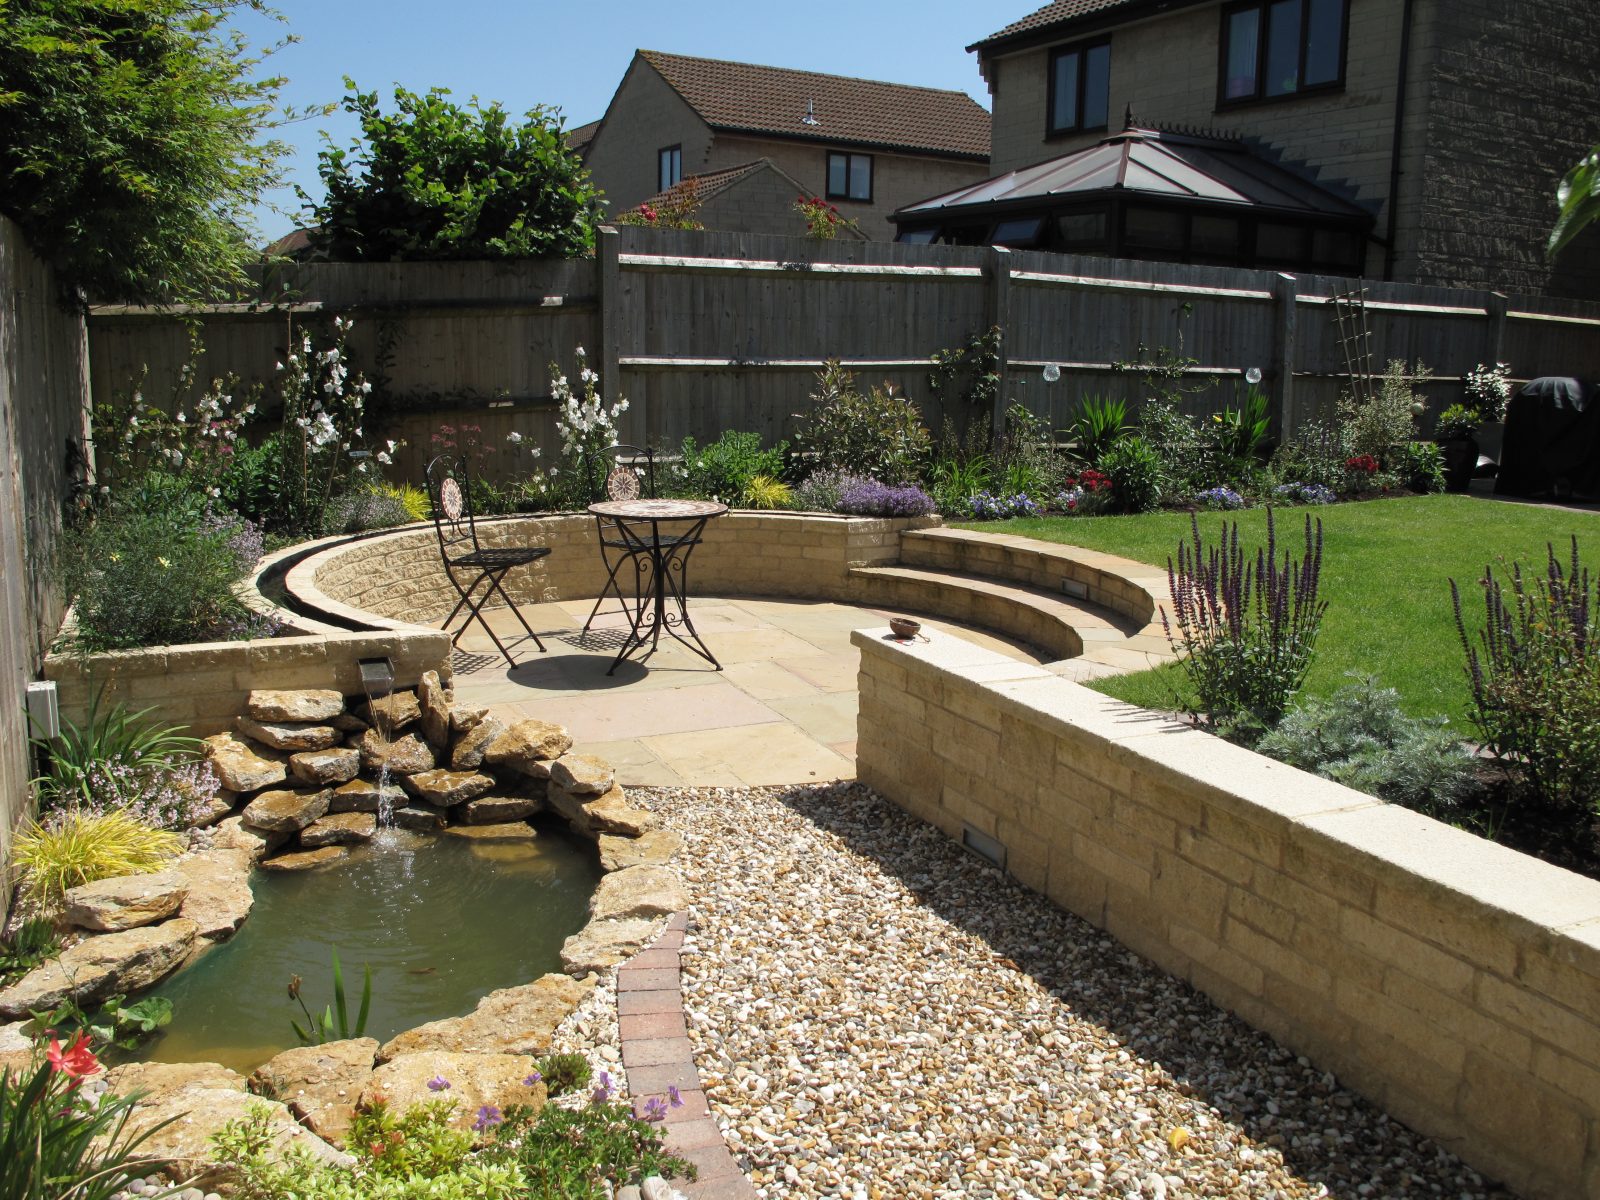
[1220, 0, 1346, 105]
[658, 145, 682, 192]
[827, 152, 872, 202]
[1048, 39, 1111, 136]
[896, 227, 937, 244]
[991, 217, 1044, 248]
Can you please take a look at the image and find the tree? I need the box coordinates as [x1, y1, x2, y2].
[0, 0, 293, 306]
[303, 81, 601, 262]
[1548, 146, 1600, 260]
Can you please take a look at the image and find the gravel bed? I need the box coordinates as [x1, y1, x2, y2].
[632, 782, 1509, 1200]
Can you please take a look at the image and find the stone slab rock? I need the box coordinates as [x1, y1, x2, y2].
[561, 917, 667, 976]
[548, 782, 657, 838]
[362, 1051, 546, 1132]
[548, 753, 614, 796]
[485, 720, 573, 772]
[393, 803, 448, 833]
[0, 1020, 35, 1079]
[418, 671, 451, 751]
[174, 848, 254, 939]
[459, 794, 540, 824]
[64, 870, 188, 932]
[300, 812, 377, 847]
[360, 690, 421, 733]
[243, 787, 331, 833]
[104, 1061, 347, 1189]
[261, 845, 349, 872]
[249, 689, 345, 723]
[442, 822, 536, 842]
[598, 830, 684, 873]
[211, 815, 289, 862]
[289, 747, 361, 787]
[330, 778, 406, 813]
[450, 715, 506, 770]
[203, 732, 287, 794]
[237, 717, 341, 753]
[359, 730, 435, 776]
[328, 710, 369, 733]
[589, 867, 688, 923]
[249, 1037, 378, 1146]
[378, 974, 593, 1061]
[191, 793, 236, 828]
[0, 919, 197, 1018]
[402, 769, 496, 807]
[450, 705, 490, 735]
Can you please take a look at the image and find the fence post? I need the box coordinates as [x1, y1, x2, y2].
[986, 246, 1013, 432]
[1484, 291, 1508, 369]
[595, 225, 628, 437]
[1273, 272, 1299, 438]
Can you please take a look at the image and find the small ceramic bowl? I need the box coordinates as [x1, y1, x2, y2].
[889, 617, 922, 640]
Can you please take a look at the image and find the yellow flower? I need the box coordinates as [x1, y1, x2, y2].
[157, 556, 171, 568]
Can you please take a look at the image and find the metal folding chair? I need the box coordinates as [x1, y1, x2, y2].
[581, 445, 698, 635]
[424, 454, 550, 667]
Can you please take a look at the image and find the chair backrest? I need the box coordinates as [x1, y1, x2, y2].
[425, 454, 480, 557]
[587, 444, 660, 504]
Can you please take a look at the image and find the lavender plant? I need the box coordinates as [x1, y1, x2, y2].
[1164, 508, 1329, 732]
[1451, 537, 1600, 813]
[836, 480, 936, 517]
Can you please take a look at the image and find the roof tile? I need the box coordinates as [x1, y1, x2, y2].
[973, 1, 1141, 50]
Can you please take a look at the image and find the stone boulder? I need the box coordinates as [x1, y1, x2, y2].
[548, 753, 613, 796]
[378, 975, 593, 1061]
[393, 803, 448, 833]
[261, 846, 348, 872]
[418, 671, 451, 751]
[248, 689, 345, 723]
[249, 1037, 378, 1146]
[103, 1061, 347, 1189]
[358, 730, 435, 776]
[289, 747, 361, 787]
[203, 733, 287, 794]
[237, 717, 341, 753]
[211, 815, 289, 862]
[589, 867, 687, 924]
[0, 1020, 35, 1079]
[174, 848, 255, 940]
[459, 794, 541, 824]
[300, 812, 376, 847]
[450, 705, 490, 736]
[359, 690, 421, 733]
[330, 778, 406, 814]
[442, 823, 536, 842]
[598, 830, 684, 873]
[547, 783, 657, 838]
[561, 917, 666, 976]
[361, 1051, 545, 1133]
[63, 870, 188, 932]
[0, 919, 197, 1018]
[450, 715, 506, 770]
[484, 721, 573, 773]
[402, 769, 495, 807]
[243, 788, 331, 833]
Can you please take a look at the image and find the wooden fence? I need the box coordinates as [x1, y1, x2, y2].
[0, 216, 93, 920]
[87, 227, 1600, 484]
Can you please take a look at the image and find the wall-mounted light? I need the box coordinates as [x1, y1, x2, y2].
[1245, 366, 1263, 385]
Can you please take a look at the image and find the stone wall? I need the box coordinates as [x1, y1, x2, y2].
[853, 627, 1600, 1200]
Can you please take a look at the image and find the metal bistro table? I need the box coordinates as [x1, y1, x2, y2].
[586, 497, 728, 675]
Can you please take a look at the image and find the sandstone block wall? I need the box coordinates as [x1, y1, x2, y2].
[854, 628, 1600, 1200]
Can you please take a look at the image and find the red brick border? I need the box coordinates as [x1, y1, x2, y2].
[619, 912, 756, 1199]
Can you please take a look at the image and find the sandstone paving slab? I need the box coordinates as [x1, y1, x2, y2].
[237, 716, 341, 752]
[561, 917, 666, 976]
[599, 829, 684, 872]
[63, 870, 187, 932]
[590, 866, 688, 923]
[248, 689, 345, 723]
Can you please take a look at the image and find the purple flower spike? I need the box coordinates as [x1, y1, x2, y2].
[667, 1084, 683, 1108]
[426, 1075, 450, 1091]
[523, 1070, 542, 1087]
[472, 1105, 503, 1132]
[642, 1096, 668, 1122]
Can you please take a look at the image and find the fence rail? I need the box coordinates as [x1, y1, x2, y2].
[86, 226, 1600, 485]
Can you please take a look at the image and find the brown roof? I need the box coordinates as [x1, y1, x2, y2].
[638, 49, 989, 160]
[630, 159, 807, 213]
[970, 1, 1165, 52]
[565, 119, 602, 156]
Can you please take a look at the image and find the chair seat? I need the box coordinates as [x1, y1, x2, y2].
[446, 546, 552, 569]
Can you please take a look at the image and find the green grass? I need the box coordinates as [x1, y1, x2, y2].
[955, 495, 1600, 726]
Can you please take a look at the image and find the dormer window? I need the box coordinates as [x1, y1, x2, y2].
[658, 145, 682, 192]
[1220, 0, 1347, 105]
[1047, 39, 1110, 137]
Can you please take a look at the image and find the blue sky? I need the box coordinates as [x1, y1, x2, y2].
[234, 1, 1002, 241]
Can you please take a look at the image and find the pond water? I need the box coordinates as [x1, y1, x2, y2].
[135, 823, 601, 1073]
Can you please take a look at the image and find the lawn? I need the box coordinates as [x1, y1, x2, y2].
[957, 493, 1600, 727]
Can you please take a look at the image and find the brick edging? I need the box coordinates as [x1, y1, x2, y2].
[619, 911, 755, 1199]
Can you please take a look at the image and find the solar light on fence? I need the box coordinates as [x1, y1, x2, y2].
[1042, 363, 1062, 383]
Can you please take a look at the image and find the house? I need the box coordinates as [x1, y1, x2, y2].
[621, 159, 867, 240]
[581, 50, 992, 240]
[896, 0, 1600, 297]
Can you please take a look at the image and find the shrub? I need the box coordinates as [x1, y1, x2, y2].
[217, 434, 287, 526]
[13, 809, 184, 910]
[1433, 403, 1479, 441]
[383, 483, 432, 523]
[794, 361, 931, 486]
[322, 487, 416, 534]
[991, 404, 1071, 500]
[274, 317, 374, 536]
[837, 480, 936, 518]
[1164, 508, 1328, 731]
[929, 447, 992, 516]
[1256, 676, 1477, 816]
[1464, 362, 1513, 424]
[1099, 436, 1164, 513]
[1452, 537, 1600, 813]
[792, 469, 869, 513]
[34, 692, 200, 809]
[1271, 418, 1349, 493]
[1394, 440, 1446, 493]
[1137, 396, 1209, 494]
[1064, 395, 1129, 466]
[499, 1097, 695, 1197]
[742, 475, 793, 509]
[675, 430, 785, 502]
[1340, 359, 1426, 470]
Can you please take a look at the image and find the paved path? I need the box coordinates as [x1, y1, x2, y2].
[448, 596, 1044, 787]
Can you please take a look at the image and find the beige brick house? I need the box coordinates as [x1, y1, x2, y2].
[582, 50, 992, 240]
[897, 0, 1600, 297]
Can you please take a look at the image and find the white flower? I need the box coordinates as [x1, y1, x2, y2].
[377, 451, 392, 465]
[507, 431, 523, 444]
